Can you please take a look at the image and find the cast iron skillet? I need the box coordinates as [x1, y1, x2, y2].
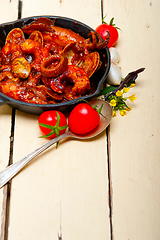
[0, 16, 110, 115]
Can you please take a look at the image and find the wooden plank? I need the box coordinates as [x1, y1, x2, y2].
[0, 106, 12, 240]
[104, 0, 160, 239]
[0, 0, 19, 24]
[21, 0, 101, 28]
[7, 1, 111, 239]
[0, 0, 19, 239]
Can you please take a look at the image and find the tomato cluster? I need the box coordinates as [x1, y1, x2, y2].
[38, 103, 101, 139]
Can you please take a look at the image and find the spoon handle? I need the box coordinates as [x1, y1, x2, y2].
[0, 131, 71, 188]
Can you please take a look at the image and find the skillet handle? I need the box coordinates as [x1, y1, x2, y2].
[0, 96, 9, 106]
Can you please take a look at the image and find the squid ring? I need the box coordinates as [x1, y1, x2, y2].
[41, 54, 68, 78]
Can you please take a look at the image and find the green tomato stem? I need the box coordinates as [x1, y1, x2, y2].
[38, 111, 68, 149]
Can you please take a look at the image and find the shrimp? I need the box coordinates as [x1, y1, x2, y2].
[22, 17, 109, 53]
[60, 65, 91, 96]
[0, 79, 47, 104]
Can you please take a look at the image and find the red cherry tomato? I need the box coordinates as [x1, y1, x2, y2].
[38, 110, 67, 138]
[95, 19, 119, 48]
[68, 103, 100, 134]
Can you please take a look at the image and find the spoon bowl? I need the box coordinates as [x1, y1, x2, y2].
[68, 99, 112, 139]
[0, 99, 112, 188]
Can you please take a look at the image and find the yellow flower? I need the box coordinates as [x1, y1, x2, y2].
[130, 83, 135, 88]
[110, 99, 116, 107]
[123, 87, 130, 93]
[126, 106, 131, 111]
[120, 109, 127, 116]
[129, 94, 137, 102]
[113, 110, 117, 117]
[116, 90, 123, 97]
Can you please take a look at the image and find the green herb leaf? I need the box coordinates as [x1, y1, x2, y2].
[98, 86, 118, 96]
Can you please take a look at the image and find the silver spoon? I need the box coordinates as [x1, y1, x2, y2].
[0, 99, 112, 188]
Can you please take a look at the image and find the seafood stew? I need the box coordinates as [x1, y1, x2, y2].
[0, 16, 110, 114]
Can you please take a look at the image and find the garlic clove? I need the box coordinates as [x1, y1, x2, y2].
[109, 47, 120, 64]
[107, 63, 122, 85]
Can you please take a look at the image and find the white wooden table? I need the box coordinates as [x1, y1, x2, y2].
[0, 0, 160, 239]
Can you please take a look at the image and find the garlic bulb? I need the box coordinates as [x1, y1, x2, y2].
[109, 47, 120, 64]
[107, 63, 122, 85]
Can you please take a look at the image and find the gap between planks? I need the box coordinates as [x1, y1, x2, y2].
[3, 109, 15, 240]
[101, 1, 114, 237]
[106, 125, 113, 240]
[3, 2, 22, 238]
[2, 1, 114, 238]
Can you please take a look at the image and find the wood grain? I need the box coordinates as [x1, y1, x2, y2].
[1, 0, 159, 239]
[0, 1, 19, 239]
[5, 1, 111, 240]
[104, 0, 160, 239]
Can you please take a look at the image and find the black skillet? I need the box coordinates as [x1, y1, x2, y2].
[0, 16, 110, 115]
